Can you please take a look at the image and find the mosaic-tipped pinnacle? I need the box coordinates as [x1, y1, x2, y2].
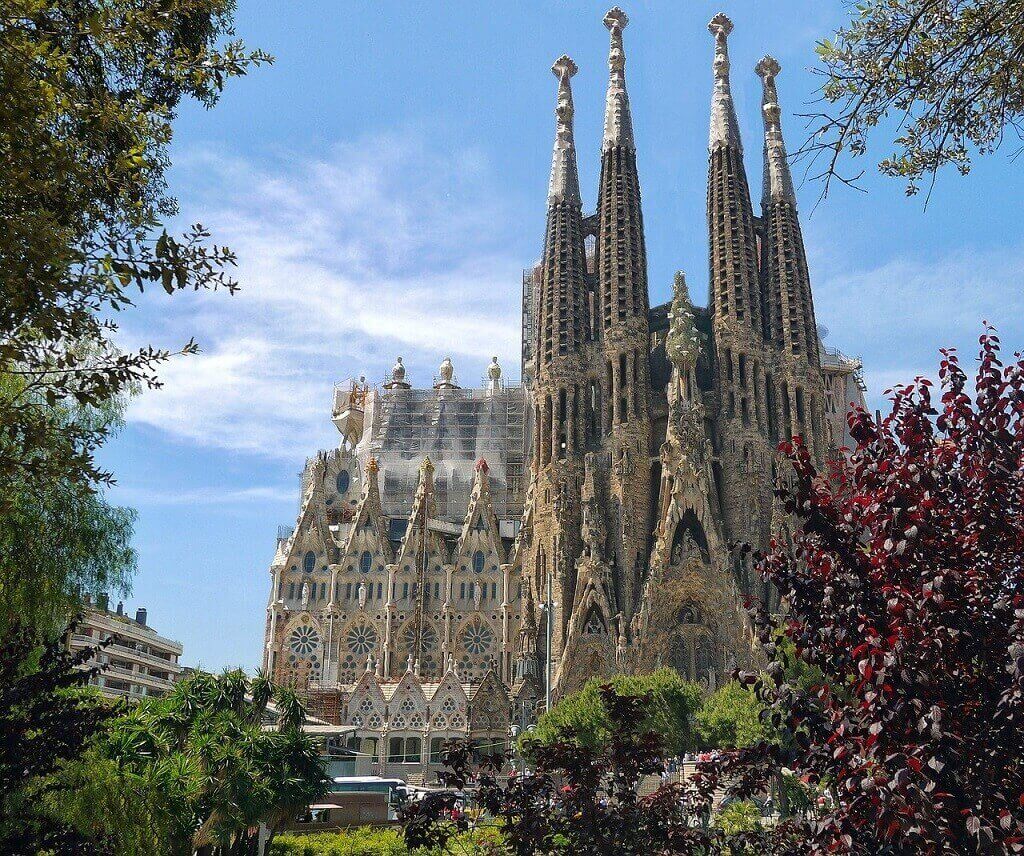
[756, 55, 781, 79]
[604, 7, 628, 31]
[708, 12, 733, 38]
[551, 55, 578, 80]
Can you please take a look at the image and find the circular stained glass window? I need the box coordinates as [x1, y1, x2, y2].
[401, 621, 438, 652]
[288, 624, 320, 659]
[346, 623, 378, 656]
[461, 621, 494, 655]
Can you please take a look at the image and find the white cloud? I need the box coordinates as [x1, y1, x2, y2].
[115, 484, 298, 507]
[813, 244, 1024, 406]
[125, 135, 530, 459]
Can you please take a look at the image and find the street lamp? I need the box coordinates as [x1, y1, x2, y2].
[538, 568, 557, 715]
[509, 723, 521, 774]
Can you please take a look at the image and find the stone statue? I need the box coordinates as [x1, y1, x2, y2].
[301, 582, 309, 610]
[439, 356, 454, 384]
[357, 581, 367, 609]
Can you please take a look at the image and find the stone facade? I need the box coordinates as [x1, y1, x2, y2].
[262, 9, 866, 732]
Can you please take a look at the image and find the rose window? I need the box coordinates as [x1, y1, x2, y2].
[346, 623, 378, 656]
[461, 621, 494, 655]
[288, 625, 320, 659]
[401, 621, 438, 652]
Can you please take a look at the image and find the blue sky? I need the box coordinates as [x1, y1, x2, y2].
[100, 0, 1024, 671]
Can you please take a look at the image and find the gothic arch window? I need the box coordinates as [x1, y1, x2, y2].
[336, 469, 350, 494]
[472, 550, 485, 574]
[678, 603, 702, 624]
[359, 551, 372, 574]
[303, 551, 316, 574]
[583, 608, 607, 636]
[670, 512, 709, 565]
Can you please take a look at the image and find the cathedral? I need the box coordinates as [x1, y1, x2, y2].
[262, 10, 866, 757]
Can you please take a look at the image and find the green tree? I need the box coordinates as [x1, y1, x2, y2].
[0, 0, 270, 500]
[523, 669, 704, 758]
[0, 618, 113, 855]
[808, 0, 1024, 198]
[0, 376, 135, 634]
[696, 682, 770, 750]
[49, 669, 329, 856]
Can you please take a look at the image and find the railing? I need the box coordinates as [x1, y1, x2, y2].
[103, 641, 182, 672]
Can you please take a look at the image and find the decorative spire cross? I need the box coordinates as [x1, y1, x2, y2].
[602, 7, 635, 151]
[548, 55, 582, 205]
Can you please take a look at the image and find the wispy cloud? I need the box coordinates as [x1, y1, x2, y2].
[124, 134, 530, 460]
[813, 245, 1024, 406]
[116, 484, 298, 507]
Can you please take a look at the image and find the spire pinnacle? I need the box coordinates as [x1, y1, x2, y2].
[548, 55, 582, 205]
[707, 13, 741, 151]
[602, 7, 634, 151]
[756, 55, 796, 205]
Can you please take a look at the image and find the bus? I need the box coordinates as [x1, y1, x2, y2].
[328, 776, 409, 821]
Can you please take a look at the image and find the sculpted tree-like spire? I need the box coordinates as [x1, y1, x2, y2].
[666, 272, 701, 371]
[548, 55, 581, 206]
[602, 7, 634, 152]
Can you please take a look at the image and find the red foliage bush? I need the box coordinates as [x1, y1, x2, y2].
[742, 329, 1024, 853]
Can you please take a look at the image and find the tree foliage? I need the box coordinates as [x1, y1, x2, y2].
[0, 618, 113, 855]
[0, 0, 270, 498]
[50, 669, 329, 856]
[696, 682, 770, 750]
[404, 684, 804, 856]
[0, 375, 135, 633]
[730, 329, 1024, 853]
[808, 0, 1024, 198]
[522, 668, 704, 759]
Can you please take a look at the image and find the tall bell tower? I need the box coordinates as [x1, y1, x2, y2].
[595, 7, 653, 620]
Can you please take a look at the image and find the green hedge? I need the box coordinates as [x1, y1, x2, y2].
[270, 826, 501, 855]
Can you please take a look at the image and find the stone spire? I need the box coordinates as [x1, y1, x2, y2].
[602, 7, 634, 152]
[706, 12, 761, 335]
[548, 55, 581, 206]
[536, 54, 589, 373]
[756, 56, 796, 206]
[756, 56, 818, 368]
[596, 4, 652, 627]
[708, 13, 741, 151]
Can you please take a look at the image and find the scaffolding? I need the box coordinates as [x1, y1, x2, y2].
[365, 383, 528, 524]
